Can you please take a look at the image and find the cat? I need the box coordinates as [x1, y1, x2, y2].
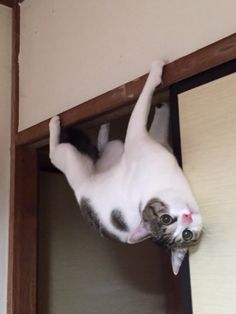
[49, 60, 203, 275]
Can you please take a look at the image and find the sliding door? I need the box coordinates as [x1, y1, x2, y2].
[176, 67, 236, 313]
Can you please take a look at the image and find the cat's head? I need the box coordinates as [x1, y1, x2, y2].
[128, 195, 202, 275]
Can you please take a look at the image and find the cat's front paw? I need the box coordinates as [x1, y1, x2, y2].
[49, 116, 61, 134]
[150, 60, 165, 72]
[148, 60, 166, 87]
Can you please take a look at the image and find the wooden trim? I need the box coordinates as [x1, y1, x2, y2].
[8, 147, 38, 314]
[15, 33, 236, 147]
[0, 0, 14, 7]
[0, 0, 24, 8]
[8, 3, 38, 314]
[11, 1, 19, 136]
[7, 3, 20, 313]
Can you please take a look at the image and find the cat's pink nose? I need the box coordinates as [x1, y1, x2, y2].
[182, 213, 192, 224]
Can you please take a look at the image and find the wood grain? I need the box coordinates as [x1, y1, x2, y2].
[7, 3, 20, 313]
[11, 1, 20, 136]
[8, 147, 38, 314]
[15, 34, 236, 147]
[8, 3, 38, 314]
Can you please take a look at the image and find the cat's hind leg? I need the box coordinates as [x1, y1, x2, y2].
[95, 123, 124, 172]
[49, 116, 94, 190]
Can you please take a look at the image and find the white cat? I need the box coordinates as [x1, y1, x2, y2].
[49, 61, 202, 275]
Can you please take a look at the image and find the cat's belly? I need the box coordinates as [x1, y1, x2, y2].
[78, 195, 138, 242]
[73, 145, 197, 243]
[75, 173, 142, 243]
[73, 159, 170, 242]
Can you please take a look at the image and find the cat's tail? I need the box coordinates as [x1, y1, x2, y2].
[125, 60, 165, 148]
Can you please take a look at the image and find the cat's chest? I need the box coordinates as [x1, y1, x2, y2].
[125, 149, 176, 191]
[74, 145, 178, 240]
[78, 146, 176, 207]
[76, 172, 141, 227]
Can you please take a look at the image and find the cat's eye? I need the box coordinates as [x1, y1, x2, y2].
[182, 229, 193, 241]
[160, 214, 173, 225]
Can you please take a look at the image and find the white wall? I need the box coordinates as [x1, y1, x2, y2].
[0, 5, 12, 314]
[19, 0, 236, 130]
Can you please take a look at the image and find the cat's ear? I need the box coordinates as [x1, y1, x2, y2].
[171, 247, 188, 275]
[128, 221, 151, 244]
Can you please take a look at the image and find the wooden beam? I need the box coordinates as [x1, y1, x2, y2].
[0, 0, 14, 7]
[0, 0, 24, 8]
[11, 1, 19, 136]
[8, 3, 20, 313]
[15, 33, 236, 147]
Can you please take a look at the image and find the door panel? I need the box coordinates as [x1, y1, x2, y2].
[178, 73, 236, 313]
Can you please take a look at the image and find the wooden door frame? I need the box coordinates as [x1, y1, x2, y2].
[0, 0, 23, 7]
[8, 3, 38, 314]
[7, 3, 236, 313]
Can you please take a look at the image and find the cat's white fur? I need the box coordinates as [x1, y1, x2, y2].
[49, 61, 202, 275]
